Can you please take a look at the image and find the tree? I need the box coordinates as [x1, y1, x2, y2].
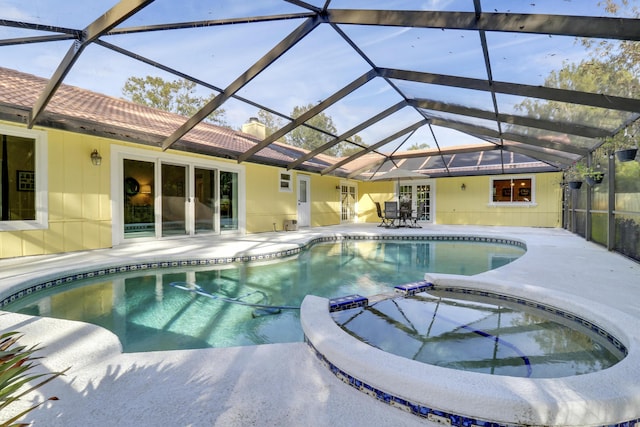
[122, 76, 228, 126]
[257, 105, 366, 157]
[514, 59, 638, 134]
[515, 0, 639, 138]
[406, 142, 430, 150]
[256, 109, 285, 137]
[339, 135, 368, 157]
[286, 103, 339, 155]
[581, 1, 640, 78]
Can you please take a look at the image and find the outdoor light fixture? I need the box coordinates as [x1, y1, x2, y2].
[461, 183, 466, 191]
[90, 149, 102, 166]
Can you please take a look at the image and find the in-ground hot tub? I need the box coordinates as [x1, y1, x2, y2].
[331, 283, 625, 379]
[301, 274, 640, 426]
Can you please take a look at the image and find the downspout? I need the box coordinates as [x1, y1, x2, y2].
[1, 135, 8, 220]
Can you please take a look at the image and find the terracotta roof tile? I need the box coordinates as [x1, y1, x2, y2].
[0, 66, 349, 173]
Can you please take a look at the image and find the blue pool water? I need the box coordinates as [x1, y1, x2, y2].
[6, 239, 525, 352]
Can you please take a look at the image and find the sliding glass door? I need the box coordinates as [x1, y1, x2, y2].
[195, 167, 216, 233]
[161, 163, 187, 237]
[123, 159, 155, 239]
[122, 156, 239, 240]
[220, 171, 238, 230]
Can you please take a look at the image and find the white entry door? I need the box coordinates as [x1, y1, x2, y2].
[297, 175, 310, 227]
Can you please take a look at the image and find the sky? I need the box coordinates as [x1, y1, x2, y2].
[0, 0, 629, 152]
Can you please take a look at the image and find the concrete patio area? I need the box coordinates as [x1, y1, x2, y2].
[1, 225, 639, 426]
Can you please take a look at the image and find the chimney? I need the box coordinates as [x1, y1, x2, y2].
[242, 117, 266, 140]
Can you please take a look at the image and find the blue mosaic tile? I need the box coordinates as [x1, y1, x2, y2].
[329, 294, 368, 312]
[394, 280, 434, 296]
[306, 336, 639, 426]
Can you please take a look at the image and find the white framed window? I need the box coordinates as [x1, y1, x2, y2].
[489, 176, 536, 206]
[0, 125, 48, 231]
[279, 170, 293, 192]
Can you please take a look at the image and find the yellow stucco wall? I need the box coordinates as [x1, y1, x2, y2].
[244, 165, 342, 232]
[0, 123, 347, 258]
[0, 125, 113, 258]
[310, 174, 342, 227]
[357, 173, 563, 227]
[357, 180, 395, 223]
[244, 164, 297, 232]
[436, 174, 563, 227]
[1, 120, 563, 259]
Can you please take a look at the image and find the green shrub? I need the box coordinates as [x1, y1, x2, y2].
[0, 331, 69, 427]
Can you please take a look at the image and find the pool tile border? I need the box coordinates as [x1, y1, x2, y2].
[1, 234, 525, 308]
[307, 333, 640, 427]
[306, 336, 512, 427]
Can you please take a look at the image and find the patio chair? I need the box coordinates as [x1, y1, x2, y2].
[375, 202, 393, 227]
[384, 201, 399, 228]
[409, 202, 425, 228]
[399, 201, 412, 226]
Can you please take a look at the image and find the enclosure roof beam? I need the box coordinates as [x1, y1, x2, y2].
[162, 16, 322, 151]
[391, 144, 500, 161]
[237, 68, 377, 162]
[287, 100, 407, 170]
[327, 9, 640, 41]
[382, 68, 640, 113]
[321, 119, 428, 175]
[28, 0, 154, 128]
[106, 13, 316, 36]
[502, 143, 579, 166]
[409, 99, 611, 139]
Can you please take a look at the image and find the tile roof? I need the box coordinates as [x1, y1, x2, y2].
[0, 66, 350, 174]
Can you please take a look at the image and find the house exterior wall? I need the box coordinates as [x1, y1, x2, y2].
[0, 123, 347, 259]
[358, 173, 563, 227]
[309, 174, 342, 227]
[435, 174, 563, 227]
[244, 163, 298, 233]
[0, 121, 563, 260]
[244, 165, 342, 232]
[0, 124, 112, 258]
[357, 180, 395, 224]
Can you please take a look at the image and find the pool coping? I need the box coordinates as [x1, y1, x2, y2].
[301, 274, 640, 426]
[1, 225, 639, 426]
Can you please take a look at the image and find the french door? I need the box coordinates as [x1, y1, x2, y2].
[399, 181, 434, 224]
[340, 183, 357, 223]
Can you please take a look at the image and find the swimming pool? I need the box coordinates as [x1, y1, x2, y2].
[3, 237, 524, 352]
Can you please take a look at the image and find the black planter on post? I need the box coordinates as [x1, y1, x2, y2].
[615, 148, 638, 162]
[586, 173, 604, 186]
[568, 181, 583, 190]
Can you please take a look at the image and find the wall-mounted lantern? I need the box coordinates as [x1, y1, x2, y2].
[90, 149, 102, 166]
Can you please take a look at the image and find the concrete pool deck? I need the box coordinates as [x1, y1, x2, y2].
[1, 225, 639, 426]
